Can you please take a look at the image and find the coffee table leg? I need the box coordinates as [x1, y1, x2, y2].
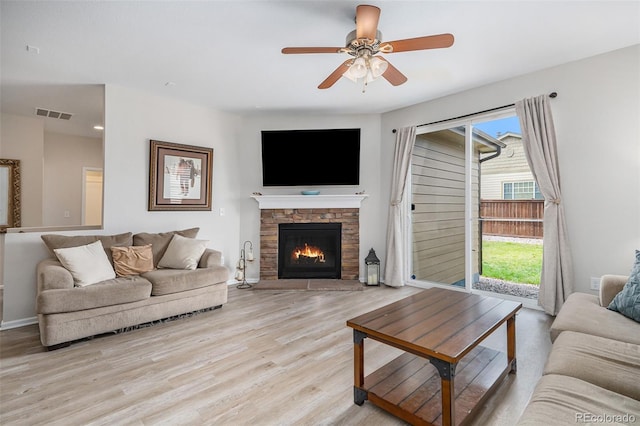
[442, 376, 455, 426]
[431, 359, 456, 426]
[353, 330, 367, 405]
[507, 315, 517, 373]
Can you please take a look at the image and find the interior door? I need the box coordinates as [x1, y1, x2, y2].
[82, 167, 103, 226]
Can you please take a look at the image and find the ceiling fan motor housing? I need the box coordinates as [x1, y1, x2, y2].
[345, 29, 386, 56]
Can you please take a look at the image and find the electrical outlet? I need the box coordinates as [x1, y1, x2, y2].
[590, 276, 601, 291]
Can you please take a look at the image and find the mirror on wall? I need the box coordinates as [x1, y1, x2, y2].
[0, 84, 104, 230]
[0, 159, 21, 229]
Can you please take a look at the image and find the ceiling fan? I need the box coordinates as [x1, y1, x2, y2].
[281, 4, 454, 90]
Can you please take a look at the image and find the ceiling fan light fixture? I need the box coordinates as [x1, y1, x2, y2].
[342, 52, 386, 87]
[351, 57, 368, 78]
[369, 56, 388, 78]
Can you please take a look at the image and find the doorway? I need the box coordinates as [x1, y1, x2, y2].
[82, 167, 103, 226]
[407, 110, 542, 305]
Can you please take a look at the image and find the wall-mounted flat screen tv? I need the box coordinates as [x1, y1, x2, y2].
[261, 128, 360, 186]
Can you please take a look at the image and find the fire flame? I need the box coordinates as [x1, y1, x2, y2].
[292, 243, 325, 262]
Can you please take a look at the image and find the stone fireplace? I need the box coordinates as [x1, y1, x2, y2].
[253, 194, 368, 281]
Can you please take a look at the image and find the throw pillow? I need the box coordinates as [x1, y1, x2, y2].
[53, 240, 116, 287]
[608, 250, 640, 322]
[133, 228, 200, 268]
[111, 244, 154, 277]
[157, 234, 209, 270]
[42, 232, 133, 265]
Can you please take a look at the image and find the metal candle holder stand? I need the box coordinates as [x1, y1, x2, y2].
[236, 240, 254, 289]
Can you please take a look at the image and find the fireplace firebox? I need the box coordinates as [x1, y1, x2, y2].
[278, 223, 342, 279]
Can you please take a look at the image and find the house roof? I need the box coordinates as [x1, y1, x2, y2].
[497, 132, 522, 141]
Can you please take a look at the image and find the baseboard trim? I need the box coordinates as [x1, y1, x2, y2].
[1, 316, 38, 330]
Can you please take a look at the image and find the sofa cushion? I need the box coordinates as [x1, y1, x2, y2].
[549, 292, 640, 344]
[111, 245, 154, 277]
[608, 249, 640, 322]
[157, 234, 209, 270]
[516, 374, 640, 425]
[133, 228, 199, 268]
[37, 276, 152, 314]
[142, 266, 228, 296]
[53, 241, 116, 287]
[42, 232, 133, 265]
[544, 331, 640, 400]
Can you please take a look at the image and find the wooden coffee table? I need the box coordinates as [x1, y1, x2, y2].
[346, 287, 522, 426]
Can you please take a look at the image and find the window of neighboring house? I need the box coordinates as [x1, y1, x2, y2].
[503, 181, 543, 200]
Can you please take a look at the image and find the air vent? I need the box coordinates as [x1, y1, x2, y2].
[35, 108, 73, 120]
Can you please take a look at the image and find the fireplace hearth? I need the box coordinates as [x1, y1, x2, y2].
[278, 223, 341, 279]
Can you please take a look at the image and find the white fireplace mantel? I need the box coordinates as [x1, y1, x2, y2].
[251, 194, 369, 209]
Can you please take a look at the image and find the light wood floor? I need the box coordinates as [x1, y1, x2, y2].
[0, 285, 553, 425]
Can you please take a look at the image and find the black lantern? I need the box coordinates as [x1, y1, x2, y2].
[365, 248, 380, 286]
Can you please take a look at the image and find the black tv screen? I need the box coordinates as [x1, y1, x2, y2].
[261, 128, 360, 186]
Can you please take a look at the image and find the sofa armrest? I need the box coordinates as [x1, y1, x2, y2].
[599, 274, 628, 307]
[198, 248, 223, 269]
[37, 258, 74, 292]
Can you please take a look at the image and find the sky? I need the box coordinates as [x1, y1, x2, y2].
[474, 116, 521, 138]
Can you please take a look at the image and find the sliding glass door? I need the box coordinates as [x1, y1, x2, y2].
[408, 114, 508, 290]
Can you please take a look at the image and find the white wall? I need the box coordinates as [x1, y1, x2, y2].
[43, 132, 103, 226]
[382, 44, 640, 294]
[236, 113, 383, 282]
[2, 85, 242, 324]
[0, 114, 45, 227]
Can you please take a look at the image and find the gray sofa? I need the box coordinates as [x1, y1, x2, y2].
[517, 275, 640, 424]
[36, 228, 229, 349]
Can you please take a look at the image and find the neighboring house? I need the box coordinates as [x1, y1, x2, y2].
[480, 132, 543, 200]
[480, 132, 544, 238]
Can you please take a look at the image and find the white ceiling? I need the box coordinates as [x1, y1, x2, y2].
[1, 1, 639, 136]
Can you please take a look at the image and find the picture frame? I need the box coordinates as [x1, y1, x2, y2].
[0, 158, 21, 228]
[148, 140, 213, 211]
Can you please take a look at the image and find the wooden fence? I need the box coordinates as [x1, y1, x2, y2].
[480, 200, 544, 238]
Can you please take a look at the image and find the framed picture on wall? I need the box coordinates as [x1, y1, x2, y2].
[148, 140, 213, 211]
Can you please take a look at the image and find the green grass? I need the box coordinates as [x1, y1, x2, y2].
[481, 241, 542, 285]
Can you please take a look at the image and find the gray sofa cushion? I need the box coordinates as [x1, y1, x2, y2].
[37, 276, 152, 314]
[516, 374, 640, 425]
[133, 228, 199, 268]
[41, 233, 133, 265]
[544, 331, 640, 400]
[142, 266, 228, 296]
[549, 292, 640, 344]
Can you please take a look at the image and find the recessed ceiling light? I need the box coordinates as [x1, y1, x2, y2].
[93, 125, 104, 130]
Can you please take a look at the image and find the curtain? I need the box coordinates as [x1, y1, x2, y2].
[384, 126, 416, 287]
[516, 95, 573, 315]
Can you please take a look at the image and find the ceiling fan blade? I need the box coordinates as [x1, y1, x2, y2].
[379, 58, 408, 86]
[355, 5, 380, 41]
[282, 47, 343, 54]
[318, 60, 352, 89]
[381, 33, 454, 53]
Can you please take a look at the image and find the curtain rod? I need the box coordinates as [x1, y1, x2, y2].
[392, 92, 557, 133]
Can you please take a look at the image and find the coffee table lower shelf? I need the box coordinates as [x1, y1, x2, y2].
[358, 346, 509, 426]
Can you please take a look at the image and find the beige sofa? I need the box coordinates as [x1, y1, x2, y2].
[517, 275, 640, 424]
[36, 228, 229, 349]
